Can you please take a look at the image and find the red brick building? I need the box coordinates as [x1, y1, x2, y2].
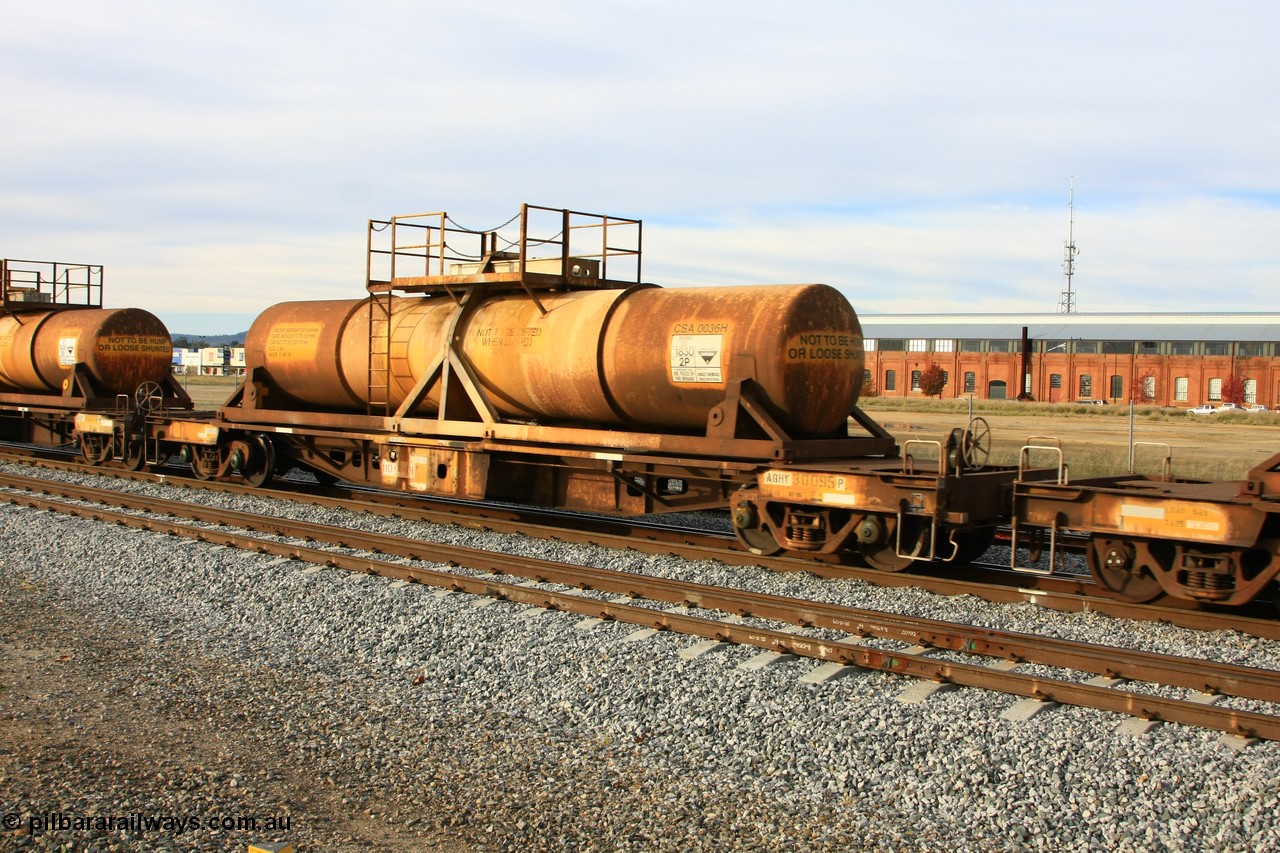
[859, 313, 1280, 408]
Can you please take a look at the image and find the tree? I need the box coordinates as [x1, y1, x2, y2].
[861, 372, 879, 398]
[1222, 370, 1248, 406]
[919, 363, 947, 398]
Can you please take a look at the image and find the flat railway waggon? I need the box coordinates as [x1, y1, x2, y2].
[1012, 453, 1280, 607]
[8, 204, 1280, 611]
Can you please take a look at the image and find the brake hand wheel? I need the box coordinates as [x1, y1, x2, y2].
[962, 417, 991, 470]
[135, 381, 164, 413]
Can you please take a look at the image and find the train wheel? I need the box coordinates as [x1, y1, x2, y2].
[946, 526, 997, 564]
[121, 441, 147, 471]
[731, 500, 784, 556]
[860, 542, 913, 572]
[859, 517, 925, 572]
[241, 435, 277, 488]
[1087, 538, 1163, 602]
[1266, 581, 1280, 616]
[735, 525, 784, 556]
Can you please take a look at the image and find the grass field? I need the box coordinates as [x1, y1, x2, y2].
[173, 374, 241, 408]
[860, 397, 1280, 480]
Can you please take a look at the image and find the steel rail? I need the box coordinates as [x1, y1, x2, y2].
[4, 473, 1280, 740]
[4, 470, 1279, 699]
[2, 447, 1278, 639]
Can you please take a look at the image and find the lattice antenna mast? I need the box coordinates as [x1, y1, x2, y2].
[1058, 177, 1080, 313]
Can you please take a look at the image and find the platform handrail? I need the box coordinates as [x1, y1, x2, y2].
[903, 438, 946, 478]
[366, 204, 642, 295]
[1130, 441, 1174, 480]
[1019, 444, 1068, 485]
[1, 258, 104, 309]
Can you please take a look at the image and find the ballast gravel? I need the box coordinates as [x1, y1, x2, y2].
[2, 460, 1280, 851]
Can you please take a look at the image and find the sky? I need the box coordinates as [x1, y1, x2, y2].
[2, 1, 1277, 335]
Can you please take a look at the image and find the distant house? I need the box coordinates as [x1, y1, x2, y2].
[200, 347, 228, 376]
[171, 348, 203, 375]
[186, 346, 247, 377]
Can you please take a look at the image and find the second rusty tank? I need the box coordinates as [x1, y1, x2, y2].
[244, 283, 865, 436]
[0, 307, 174, 396]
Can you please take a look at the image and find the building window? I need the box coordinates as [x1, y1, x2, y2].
[909, 339, 927, 352]
[1142, 374, 1156, 400]
[1079, 374, 1093, 398]
[1110, 375, 1123, 399]
[986, 340, 1014, 353]
[1175, 377, 1189, 402]
[933, 339, 954, 353]
[1205, 342, 1230, 356]
[1050, 374, 1062, 389]
[863, 339, 877, 352]
[960, 340, 983, 353]
[1239, 342, 1266, 358]
[1075, 340, 1100, 354]
[884, 370, 896, 391]
[964, 371, 976, 393]
[1102, 341, 1132, 355]
[879, 339, 906, 352]
[1245, 379, 1257, 404]
[911, 370, 922, 391]
[1208, 378, 1222, 401]
[1171, 341, 1195, 355]
[1139, 341, 1160, 354]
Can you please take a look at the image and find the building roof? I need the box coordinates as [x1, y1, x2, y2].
[857, 312, 1280, 342]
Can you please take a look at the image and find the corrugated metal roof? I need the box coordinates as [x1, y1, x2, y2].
[858, 313, 1280, 342]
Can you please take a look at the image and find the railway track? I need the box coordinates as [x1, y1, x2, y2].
[2, 444, 1277, 639]
[4, 469, 1280, 743]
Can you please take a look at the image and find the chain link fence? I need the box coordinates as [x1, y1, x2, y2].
[869, 410, 1278, 481]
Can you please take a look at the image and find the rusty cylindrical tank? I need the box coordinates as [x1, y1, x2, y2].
[245, 284, 864, 436]
[0, 308, 173, 395]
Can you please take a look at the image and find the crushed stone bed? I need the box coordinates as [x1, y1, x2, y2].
[2, 461, 1280, 851]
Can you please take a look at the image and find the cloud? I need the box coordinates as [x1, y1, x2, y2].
[1, 1, 1276, 333]
[646, 196, 1280, 316]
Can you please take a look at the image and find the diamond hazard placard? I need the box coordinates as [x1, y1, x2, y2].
[670, 334, 723, 383]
